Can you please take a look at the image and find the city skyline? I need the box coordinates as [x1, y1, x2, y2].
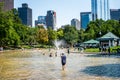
[14, 0, 120, 27]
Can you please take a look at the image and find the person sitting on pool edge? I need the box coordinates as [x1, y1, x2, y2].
[61, 53, 66, 70]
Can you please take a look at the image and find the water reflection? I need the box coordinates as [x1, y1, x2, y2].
[0, 50, 120, 80]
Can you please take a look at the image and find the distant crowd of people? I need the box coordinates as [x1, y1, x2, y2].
[99, 46, 120, 55]
[99, 46, 111, 53]
[99, 46, 108, 52]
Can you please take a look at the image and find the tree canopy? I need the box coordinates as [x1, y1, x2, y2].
[63, 25, 78, 45]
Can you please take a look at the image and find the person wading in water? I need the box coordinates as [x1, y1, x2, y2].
[61, 53, 66, 70]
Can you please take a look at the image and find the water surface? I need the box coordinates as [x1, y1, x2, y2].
[0, 49, 120, 80]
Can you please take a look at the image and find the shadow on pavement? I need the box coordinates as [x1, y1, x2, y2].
[85, 53, 120, 58]
[82, 64, 120, 78]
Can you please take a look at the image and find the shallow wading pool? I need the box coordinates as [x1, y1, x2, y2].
[0, 49, 120, 80]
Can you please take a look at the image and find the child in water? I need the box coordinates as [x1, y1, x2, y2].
[49, 53, 52, 57]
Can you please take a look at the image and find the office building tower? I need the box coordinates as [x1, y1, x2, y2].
[0, 0, 14, 11]
[91, 0, 110, 21]
[110, 9, 120, 21]
[46, 10, 56, 30]
[80, 12, 92, 30]
[35, 16, 46, 28]
[71, 19, 80, 30]
[18, 3, 32, 27]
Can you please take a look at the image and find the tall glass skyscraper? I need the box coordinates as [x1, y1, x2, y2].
[80, 12, 92, 30]
[91, 0, 110, 21]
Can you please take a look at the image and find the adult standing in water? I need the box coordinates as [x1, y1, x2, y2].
[108, 47, 111, 56]
[61, 53, 66, 70]
[67, 47, 70, 54]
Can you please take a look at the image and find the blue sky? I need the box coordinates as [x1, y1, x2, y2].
[14, 0, 120, 27]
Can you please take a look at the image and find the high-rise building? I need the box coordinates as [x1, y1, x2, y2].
[71, 19, 80, 30]
[80, 12, 92, 30]
[91, 0, 110, 21]
[18, 3, 32, 27]
[35, 16, 46, 28]
[110, 9, 120, 21]
[0, 0, 14, 11]
[46, 10, 56, 30]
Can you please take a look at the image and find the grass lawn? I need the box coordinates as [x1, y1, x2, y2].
[84, 48, 99, 52]
[111, 46, 120, 49]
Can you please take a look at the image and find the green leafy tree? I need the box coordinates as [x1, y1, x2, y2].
[36, 26, 48, 44]
[0, 11, 20, 47]
[63, 25, 78, 46]
[77, 29, 85, 42]
[48, 28, 57, 45]
[57, 28, 64, 39]
[11, 9, 22, 24]
[85, 19, 120, 41]
[100, 20, 118, 35]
